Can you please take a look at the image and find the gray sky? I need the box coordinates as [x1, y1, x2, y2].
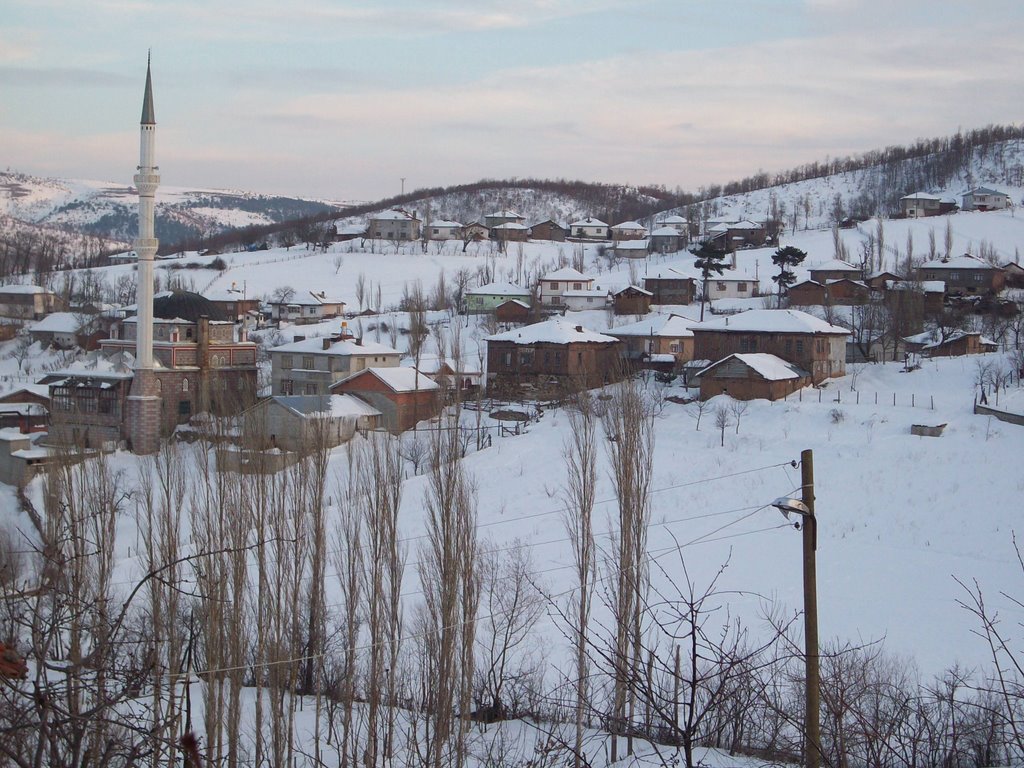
[3, 0, 1021, 202]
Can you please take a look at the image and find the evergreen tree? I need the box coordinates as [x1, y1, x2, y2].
[693, 241, 726, 321]
[771, 245, 807, 307]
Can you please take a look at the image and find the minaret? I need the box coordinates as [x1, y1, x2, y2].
[127, 54, 162, 454]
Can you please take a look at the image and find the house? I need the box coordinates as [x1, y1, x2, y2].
[961, 187, 1010, 212]
[1002, 262, 1024, 288]
[885, 280, 946, 316]
[537, 267, 593, 308]
[707, 220, 766, 251]
[612, 239, 650, 259]
[494, 299, 532, 324]
[463, 282, 532, 314]
[698, 353, 811, 401]
[455, 221, 484, 241]
[483, 210, 526, 229]
[486, 318, 623, 391]
[427, 220, 464, 240]
[612, 286, 652, 316]
[241, 394, 381, 451]
[0, 429, 65, 486]
[529, 220, 568, 241]
[0, 285, 65, 320]
[866, 271, 902, 291]
[0, 384, 51, 410]
[491, 222, 529, 243]
[418, 356, 483, 397]
[611, 220, 648, 241]
[44, 370, 135, 448]
[367, 209, 421, 241]
[917, 254, 1005, 295]
[330, 367, 441, 433]
[561, 287, 611, 312]
[644, 267, 697, 305]
[704, 275, 756, 301]
[269, 331, 401, 396]
[692, 309, 850, 383]
[335, 223, 366, 241]
[569, 217, 610, 239]
[269, 291, 345, 325]
[606, 313, 697, 366]
[203, 286, 262, 322]
[0, 402, 47, 433]
[903, 330, 998, 357]
[899, 192, 956, 218]
[29, 312, 88, 349]
[809, 259, 862, 283]
[824, 279, 870, 305]
[649, 226, 683, 253]
[660, 214, 689, 235]
[786, 280, 827, 307]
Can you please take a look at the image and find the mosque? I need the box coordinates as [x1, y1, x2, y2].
[46, 60, 258, 452]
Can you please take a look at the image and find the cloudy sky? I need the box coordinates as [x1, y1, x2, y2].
[3, 0, 1021, 202]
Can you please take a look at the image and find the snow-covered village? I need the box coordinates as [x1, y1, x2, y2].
[3, 4, 1024, 767]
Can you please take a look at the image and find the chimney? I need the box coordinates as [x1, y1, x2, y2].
[197, 316, 210, 369]
[322, 337, 332, 350]
[293, 334, 306, 342]
[575, 325, 583, 332]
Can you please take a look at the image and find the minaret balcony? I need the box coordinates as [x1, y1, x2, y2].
[133, 173, 161, 194]
[134, 237, 159, 253]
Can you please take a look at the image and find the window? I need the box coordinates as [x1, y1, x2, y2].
[302, 356, 315, 369]
[738, 282, 747, 292]
[304, 382, 317, 395]
[178, 400, 191, 417]
[573, 282, 582, 290]
[181, 378, 189, 393]
[503, 352, 512, 367]
[973, 273, 984, 282]
[670, 343, 680, 353]
[795, 340, 804, 354]
[519, 349, 534, 366]
[281, 379, 294, 395]
[549, 282, 559, 290]
[716, 282, 727, 291]
[949, 272, 960, 281]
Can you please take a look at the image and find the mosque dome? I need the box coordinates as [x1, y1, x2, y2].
[151, 290, 228, 322]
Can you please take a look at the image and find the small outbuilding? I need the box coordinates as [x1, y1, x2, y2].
[698, 353, 811, 401]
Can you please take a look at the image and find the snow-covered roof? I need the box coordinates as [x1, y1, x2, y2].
[430, 219, 463, 228]
[693, 309, 851, 335]
[1, 384, 51, 401]
[613, 285, 652, 297]
[492, 222, 529, 230]
[711, 220, 762, 232]
[541, 267, 589, 282]
[416, 355, 483, 376]
[810, 259, 861, 273]
[885, 280, 945, 293]
[273, 394, 381, 419]
[790, 279, 824, 288]
[701, 353, 809, 381]
[645, 266, 696, 281]
[650, 226, 681, 236]
[570, 217, 608, 227]
[919, 254, 999, 270]
[31, 312, 82, 333]
[486, 209, 524, 219]
[369, 209, 417, 221]
[487, 318, 619, 345]
[607, 312, 698, 338]
[904, 330, 998, 349]
[612, 220, 646, 230]
[825, 279, 868, 288]
[900, 192, 943, 201]
[661, 214, 687, 224]
[964, 186, 1006, 196]
[336, 223, 366, 235]
[468, 282, 531, 297]
[562, 289, 610, 299]
[614, 239, 650, 250]
[340, 366, 439, 393]
[272, 336, 400, 356]
[0, 284, 48, 295]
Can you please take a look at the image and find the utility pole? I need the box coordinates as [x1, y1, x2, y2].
[800, 448, 821, 768]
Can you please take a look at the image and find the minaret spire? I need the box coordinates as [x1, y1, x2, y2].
[141, 50, 155, 125]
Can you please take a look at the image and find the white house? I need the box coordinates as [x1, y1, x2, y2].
[268, 291, 345, 325]
[427, 220, 463, 240]
[270, 332, 401, 395]
[660, 214, 689, 235]
[367, 209, 421, 240]
[611, 220, 648, 241]
[570, 217, 610, 239]
[537, 267, 594, 307]
[961, 187, 1010, 212]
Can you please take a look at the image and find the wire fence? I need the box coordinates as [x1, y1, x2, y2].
[783, 386, 937, 409]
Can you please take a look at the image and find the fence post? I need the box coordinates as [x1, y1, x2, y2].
[818, 389, 822, 403]
[856, 391, 860, 405]
[931, 395, 934, 410]
[912, 393, 915, 408]
[893, 392, 896, 406]
[875, 392, 878, 405]
[837, 391, 841, 403]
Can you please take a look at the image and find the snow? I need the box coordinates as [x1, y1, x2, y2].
[29, 312, 82, 333]
[703, 352, 809, 381]
[693, 309, 851, 335]
[810, 258, 860, 272]
[487, 318, 619, 345]
[0, 284, 47, 295]
[467, 281, 531, 297]
[341, 366, 439, 392]
[271, 336, 399, 356]
[609, 312, 698, 338]
[540, 266, 589, 281]
[919, 253, 1000, 270]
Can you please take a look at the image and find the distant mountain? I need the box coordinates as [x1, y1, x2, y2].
[0, 171, 342, 255]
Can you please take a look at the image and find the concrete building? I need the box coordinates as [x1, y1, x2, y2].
[368, 209, 421, 240]
[0, 285, 64, 320]
[537, 267, 593, 307]
[569, 217, 609, 239]
[917, 254, 1006, 295]
[961, 187, 1010, 212]
[269, 329, 401, 396]
[330, 367, 441, 433]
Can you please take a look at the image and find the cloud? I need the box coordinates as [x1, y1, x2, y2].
[0, 66, 133, 87]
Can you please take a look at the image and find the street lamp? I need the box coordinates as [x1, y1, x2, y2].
[772, 448, 821, 768]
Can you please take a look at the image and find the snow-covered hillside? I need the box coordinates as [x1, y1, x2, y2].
[0, 170, 341, 247]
